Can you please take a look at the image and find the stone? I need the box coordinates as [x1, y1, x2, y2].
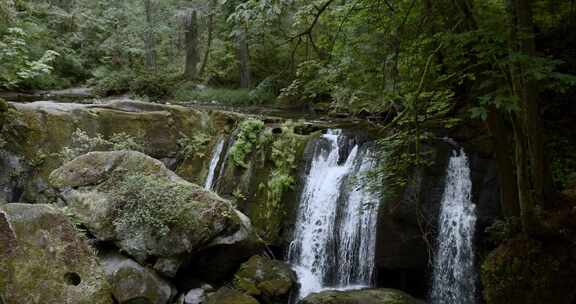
[0, 203, 113, 304]
[299, 288, 422, 304]
[234, 255, 296, 303]
[0, 100, 243, 205]
[100, 252, 175, 304]
[49, 150, 263, 275]
[205, 287, 259, 304]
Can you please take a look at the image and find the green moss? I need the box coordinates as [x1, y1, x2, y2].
[230, 119, 265, 168]
[109, 173, 234, 238]
[206, 287, 259, 304]
[481, 237, 576, 304]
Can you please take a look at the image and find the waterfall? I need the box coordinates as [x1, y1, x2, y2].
[431, 149, 477, 304]
[288, 130, 380, 299]
[204, 137, 225, 191]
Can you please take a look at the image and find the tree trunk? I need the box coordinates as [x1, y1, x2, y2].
[486, 108, 521, 217]
[237, 25, 251, 88]
[143, 0, 157, 72]
[198, 0, 217, 78]
[508, 0, 551, 235]
[184, 10, 199, 79]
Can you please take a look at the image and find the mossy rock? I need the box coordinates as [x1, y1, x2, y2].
[100, 252, 175, 304]
[299, 288, 422, 304]
[234, 255, 296, 303]
[0, 203, 113, 304]
[1, 100, 241, 204]
[481, 237, 576, 304]
[205, 287, 259, 304]
[49, 150, 262, 272]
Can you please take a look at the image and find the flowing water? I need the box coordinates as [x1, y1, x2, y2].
[288, 130, 380, 299]
[204, 137, 225, 191]
[431, 149, 477, 304]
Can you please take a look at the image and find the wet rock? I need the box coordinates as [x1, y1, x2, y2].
[100, 252, 175, 304]
[299, 288, 422, 304]
[234, 255, 296, 303]
[0, 203, 113, 304]
[205, 287, 259, 304]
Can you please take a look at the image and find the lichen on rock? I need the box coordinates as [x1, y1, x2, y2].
[234, 255, 296, 303]
[49, 150, 262, 274]
[0, 203, 113, 304]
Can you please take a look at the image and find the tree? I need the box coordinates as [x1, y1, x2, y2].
[183, 9, 199, 79]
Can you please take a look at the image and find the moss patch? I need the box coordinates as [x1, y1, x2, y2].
[481, 237, 576, 304]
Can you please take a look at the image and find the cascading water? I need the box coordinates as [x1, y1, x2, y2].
[288, 130, 380, 299]
[431, 149, 477, 304]
[204, 137, 225, 191]
[335, 147, 380, 287]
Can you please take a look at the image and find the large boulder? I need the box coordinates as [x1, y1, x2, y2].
[299, 288, 422, 304]
[49, 150, 263, 275]
[205, 287, 259, 304]
[100, 252, 176, 304]
[234, 255, 296, 303]
[0, 203, 113, 304]
[0, 100, 242, 205]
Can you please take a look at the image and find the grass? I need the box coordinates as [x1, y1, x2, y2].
[173, 87, 276, 106]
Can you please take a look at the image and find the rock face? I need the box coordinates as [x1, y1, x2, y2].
[234, 256, 296, 303]
[0, 100, 241, 205]
[374, 141, 501, 296]
[299, 288, 422, 304]
[205, 287, 259, 304]
[100, 252, 175, 304]
[0, 203, 113, 304]
[49, 150, 263, 274]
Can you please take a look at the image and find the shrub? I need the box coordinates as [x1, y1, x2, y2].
[111, 174, 201, 237]
[177, 131, 211, 160]
[174, 87, 254, 105]
[229, 119, 265, 168]
[59, 129, 145, 162]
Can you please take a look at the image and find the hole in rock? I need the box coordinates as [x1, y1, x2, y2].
[64, 272, 82, 286]
[125, 298, 152, 304]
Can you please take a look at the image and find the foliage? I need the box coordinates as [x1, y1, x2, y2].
[177, 131, 211, 160]
[174, 87, 253, 105]
[258, 121, 299, 239]
[481, 237, 576, 304]
[111, 173, 201, 237]
[229, 119, 265, 168]
[174, 85, 275, 106]
[0, 27, 59, 89]
[59, 129, 145, 162]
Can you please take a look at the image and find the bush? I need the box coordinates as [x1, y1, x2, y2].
[174, 87, 254, 105]
[90, 67, 134, 96]
[229, 119, 265, 168]
[111, 174, 203, 237]
[59, 129, 145, 162]
[129, 72, 175, 100]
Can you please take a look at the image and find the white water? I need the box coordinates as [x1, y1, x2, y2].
[288, 131, 380, 299]
[336, 148, 380, 286]
[431, 149, 477, 304]
[204, 137, 225, 191]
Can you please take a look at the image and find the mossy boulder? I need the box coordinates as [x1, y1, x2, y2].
[100, 252, 176, 304]
[234, 255, 296, 303]
[0, 203, 113, 304]
[481, 237, 576, 304]
[299, 289, 422, 304]
[0, 100, 242, 204]
[49, 150, 263, 274]
[205, 287, 259, 304]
